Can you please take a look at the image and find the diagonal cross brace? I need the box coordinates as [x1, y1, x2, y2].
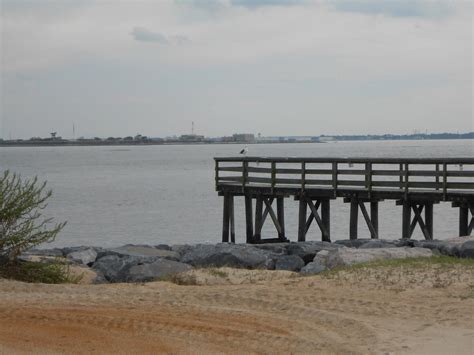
[305, 197, 329, 238]
[358, 200, 378, 239]
[468, 206, 474, 235]
[409, 204, 432, 240]
[263, 198, 282, 235]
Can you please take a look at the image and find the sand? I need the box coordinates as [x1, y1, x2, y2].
[0, 265, 473, 354]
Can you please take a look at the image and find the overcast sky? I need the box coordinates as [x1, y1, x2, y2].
[1, 0, 472, 139]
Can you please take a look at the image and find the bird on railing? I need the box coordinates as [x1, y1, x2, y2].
[240, 146, 248, 155]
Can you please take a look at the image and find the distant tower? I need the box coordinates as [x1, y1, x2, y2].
[192, 121, 195, 135]
[73, 123, 76, 140]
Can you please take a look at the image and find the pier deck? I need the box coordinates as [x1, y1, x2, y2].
[215, 157, 474, 243]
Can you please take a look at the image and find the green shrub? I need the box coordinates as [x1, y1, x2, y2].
[0, 260, 82, 284]
[0, 171, 66, 263]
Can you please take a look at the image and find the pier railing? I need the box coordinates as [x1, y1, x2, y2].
[215, 157, 474, 243]
[215, 157, 474, 198]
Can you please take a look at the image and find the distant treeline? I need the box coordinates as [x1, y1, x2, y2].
[319, 132, 474, 141]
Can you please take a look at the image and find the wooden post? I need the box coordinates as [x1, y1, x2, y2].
[349, 197, 358, 240]
[222, 193, 230, 242]
[301, 162, 306, 191]
[435, 164, 440, 191]
[245, 195, 253, 243]
[332, 162, 338, 198]
[442, 162, 447, 201]
[321, 199, 330, 242]
[254, 195, 263, 241]
[229, 195, 235, 243]
[298, 196, 307, 241]
[399, 163, 403, 189]
[459, 206, 469, 236]
[277, 197, 285, 240]
[370, 201, 379, 239]
[425, 202, 433, 240]
[215, 160, 219, 190]
[402, 200, 411, 239]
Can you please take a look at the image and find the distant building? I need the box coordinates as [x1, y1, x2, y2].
[232, 133, 255, 143]
[318, 136, 335, 142]
[179, 134, 205, 142]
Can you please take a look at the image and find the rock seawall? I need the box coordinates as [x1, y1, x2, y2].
[20, 237, 474, 283]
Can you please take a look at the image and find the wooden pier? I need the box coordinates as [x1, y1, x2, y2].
[215, 157, 474, 243]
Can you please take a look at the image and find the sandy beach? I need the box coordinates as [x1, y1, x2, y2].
[0, 265, 473, 355]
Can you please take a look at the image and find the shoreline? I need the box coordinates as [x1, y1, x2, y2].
[2, 243, 473, 354]
[1, 137, 473, 148]
[20, 237, 474, 284]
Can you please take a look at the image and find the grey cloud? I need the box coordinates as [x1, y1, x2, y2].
[131, 27, 191, 45]
[170, 35, 192, 45]
[175, 0, 307, 11]
[230, 0, 308, 7]
[131, 27, 169, 44]
[1, 0, 93, 20]
[332, 0, 454, 18]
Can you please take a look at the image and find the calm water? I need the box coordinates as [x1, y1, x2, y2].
[1, 140, 472, 248]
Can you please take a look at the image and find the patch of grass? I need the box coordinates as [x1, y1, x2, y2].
[160, 273, 199, 286]
[205, 268, 228, 278]
[322, 256, 474, 277]
[0, 260, 83, 284]
[319, 256, 474, 291]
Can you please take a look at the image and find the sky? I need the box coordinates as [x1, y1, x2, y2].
[0, 0, 472, 139]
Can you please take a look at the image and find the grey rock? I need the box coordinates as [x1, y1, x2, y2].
[459, 240, 474, 258]
[393, 239, 417, 248]
[313, 249, 330, 263]
[92, 255, 141, 282]
[66, 248, 98, 266]
[253, 243, 288, 255]
[104, 245, 180, 261]
[25, 248, 64, 257]
[300, 249, 331, 275]
[406, 240, 460, 257]
[181, 243, 277, 269]
[326, 247, 433, 269]
[155, 244, 172, 251]
[274, 255, 305, 271]
[300, 261, 326, 275]
[123, 259, 192, 283]
[439, 244, 460, 257]
[334, 239, 373, 248]
[359, 240, 397, 249]
[92, 253, 190, 283]
[17, 254, 70, 265]
[286, 241, 337, 264]
[62, 246, 101, 256]
[171, 244, 195, 258]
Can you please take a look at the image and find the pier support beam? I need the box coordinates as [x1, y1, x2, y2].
[349, 198, 358, 240]
[277, 197, 285, 240]
[344, 197, 381, 240]
[452, 202, 474, 236]
[298, 197, 307, 242]
[222, 192, 235, 243]
[245, 194, 253, 243]
[398, 200, 437, 240]
[250, 195, 288, 243]
[297, 195, 331, 242]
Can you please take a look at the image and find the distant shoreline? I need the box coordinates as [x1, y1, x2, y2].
[0, 137, 472, 148]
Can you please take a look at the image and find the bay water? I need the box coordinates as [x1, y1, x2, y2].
[1, 139, 472, 248]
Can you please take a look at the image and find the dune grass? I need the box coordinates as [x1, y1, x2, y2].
[0, 260, 83, 284]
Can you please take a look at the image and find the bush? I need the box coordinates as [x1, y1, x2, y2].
[0, 171, 66, 263]
[0, 260, 82, 284]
